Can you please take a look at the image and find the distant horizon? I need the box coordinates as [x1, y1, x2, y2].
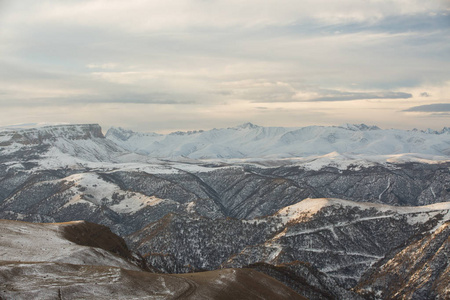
[1, 121, 449, 135]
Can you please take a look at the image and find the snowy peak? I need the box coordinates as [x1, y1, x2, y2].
[105, 127, 136, 141]
[168, 130, 204, 136]
[233, 122, 261, 130]
[441, 127, 450, 134]
[338, 123, 380, 131]
[106, 127, 161, 141]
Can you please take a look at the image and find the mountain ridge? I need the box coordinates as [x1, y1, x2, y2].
[105, 123, 450, 160]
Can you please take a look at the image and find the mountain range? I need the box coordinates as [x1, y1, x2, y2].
[106, 122, 450, 161]
[0, 123, 449, 299]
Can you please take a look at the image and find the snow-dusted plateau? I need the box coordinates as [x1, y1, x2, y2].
[0, 123, 449, 299]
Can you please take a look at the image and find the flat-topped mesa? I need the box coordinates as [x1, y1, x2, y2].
[0, 124, 104, 146]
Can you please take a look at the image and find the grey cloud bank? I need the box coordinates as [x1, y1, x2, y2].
[404, 103, 450, 112]
[310, 91, 412, 102]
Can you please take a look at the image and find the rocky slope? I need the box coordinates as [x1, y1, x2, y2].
[246, 262, 363, 300]
[355, 221, 450, 299]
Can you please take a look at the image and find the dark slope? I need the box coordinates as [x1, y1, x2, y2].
[355, 221, 450, 299]
[128, 198, 450, 288]
[246, 262, 363, 300]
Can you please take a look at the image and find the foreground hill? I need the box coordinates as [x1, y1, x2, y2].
[0, 219, 139, 270]
[0, 219, 305, 300]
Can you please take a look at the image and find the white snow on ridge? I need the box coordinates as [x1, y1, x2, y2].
[275, 198, 450, 224]
[2, 123, 450, 172]
[59, 173, 171, 214]
[270, 198, 450, 247]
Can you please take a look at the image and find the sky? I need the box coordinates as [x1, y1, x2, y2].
[0, 0, 449, 133]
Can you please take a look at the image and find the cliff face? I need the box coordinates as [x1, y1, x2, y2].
[0, 124, 125, 166]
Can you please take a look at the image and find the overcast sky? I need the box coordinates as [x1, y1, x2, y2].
[0, 0, 449, 132]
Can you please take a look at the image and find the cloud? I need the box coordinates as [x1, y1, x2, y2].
[430, 112, 450, 117]
[70, 94, 195, 105]
[87, 63, 118, 70]
[403, 103, 450, 112]
[420, 92, 431, 97]
[305, 91, 412, 102]
[5, 0, 444, 33]
[243, 84, 413, 102]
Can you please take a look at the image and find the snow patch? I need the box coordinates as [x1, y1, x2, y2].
[275, 198, 450, 225]
[60, 173, 169, 214]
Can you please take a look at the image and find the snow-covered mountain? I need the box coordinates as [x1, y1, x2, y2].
[0, 124, 129, 170]
[106, 123, 450, 162]
[2, 123, 449, 172]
